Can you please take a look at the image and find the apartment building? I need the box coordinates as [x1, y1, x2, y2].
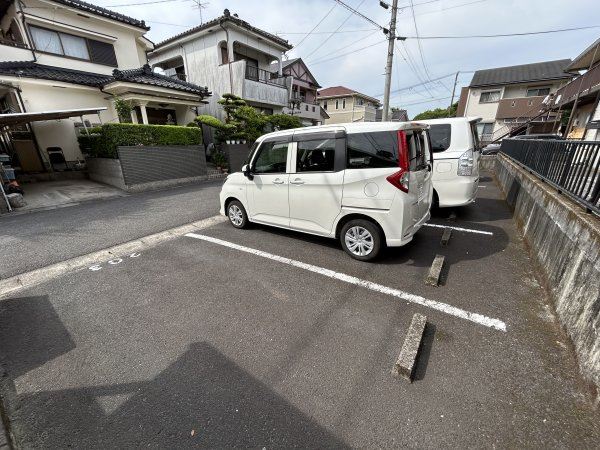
[317, 86, 381, 124]
[456, 59, 573, 143]
[269, 58, 328, 126]
[149, 9, 293, 120]
[553, 38, 600, 140]
[0, 0, 209, 171]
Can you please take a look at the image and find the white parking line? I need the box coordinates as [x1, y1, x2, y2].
[424, 223, 493, 236]
[185, 233, 507, 332]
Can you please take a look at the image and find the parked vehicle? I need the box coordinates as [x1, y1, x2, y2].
[420, 117, 481, 208]
[482, 142, 501, 155]
[219, 122, 433, 261]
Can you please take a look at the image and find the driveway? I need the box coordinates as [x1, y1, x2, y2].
[0, 174, 598, 448]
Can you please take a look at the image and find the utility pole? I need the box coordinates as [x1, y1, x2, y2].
[382, 0, 399, 122]
[449, 71, 459, 109]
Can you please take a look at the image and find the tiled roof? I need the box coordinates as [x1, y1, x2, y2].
[111, 65, 210, 95]
[318, 86, 381, 105]
[46, 0, 149, 30]
[469, 59, 573, 87]
[155, 9, 292, 50]
[0, 62, 210, 97]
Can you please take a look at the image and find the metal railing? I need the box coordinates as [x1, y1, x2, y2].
[0, 37, 28, 49]
[244, 65, 286, 87]
[500, 138, 600, 214]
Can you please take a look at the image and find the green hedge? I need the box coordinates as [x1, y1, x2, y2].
[78, 123, 202, 158]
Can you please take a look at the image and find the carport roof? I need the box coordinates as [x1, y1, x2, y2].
[0, 107, 107, 126]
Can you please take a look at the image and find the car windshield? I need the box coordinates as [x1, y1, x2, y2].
[428, 124, 451, 152]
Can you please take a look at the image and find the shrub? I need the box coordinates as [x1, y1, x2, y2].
[78, 123, 202, 158]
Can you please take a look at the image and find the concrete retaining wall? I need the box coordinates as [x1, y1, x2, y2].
[479, 154, 497, 172]
[86, 157, 127, 190]
[493, 154, 600, 392]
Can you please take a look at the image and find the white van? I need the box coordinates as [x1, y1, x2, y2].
[421, 117, 481, 208]
[219, 122, 433, 261]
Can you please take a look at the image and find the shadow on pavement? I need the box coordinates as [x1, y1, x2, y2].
[8, 342, 348, 448]
[0, 296, 75, 378]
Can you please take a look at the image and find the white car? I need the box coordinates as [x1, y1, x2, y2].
[421, 117, 481, 208]
[219, 122, 433, 261]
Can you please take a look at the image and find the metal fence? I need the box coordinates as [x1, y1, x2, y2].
[500, 138, 600, 214]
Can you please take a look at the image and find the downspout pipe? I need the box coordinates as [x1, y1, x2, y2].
[16, 0, 37, 62]
[219, 20, 234, 95]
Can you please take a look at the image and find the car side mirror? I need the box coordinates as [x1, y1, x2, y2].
[242, 164, 253, 180]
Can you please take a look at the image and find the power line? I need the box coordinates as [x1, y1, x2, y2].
[372, 72, 457, 97]
[403, 25, 600, 39]
[416, 0, 492, 17]
[399, 96, 451, 107]
[307, 29, 380, 64]
[308, 39, 387, 65]
[407, 0, 432, 81]
[293, 3, 338, 49]
[332, 0, 385, 31]
[277, 28, 378, 35]
[304, 0, 366, 59]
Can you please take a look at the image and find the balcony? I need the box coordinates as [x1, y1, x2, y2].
[556, 63, 600, 106]
[244, 65, 286, 88]
[0, 37, 32, 62]
[496, 96, 546, 119]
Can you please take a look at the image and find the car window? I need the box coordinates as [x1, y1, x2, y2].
[470, 122, 480, 150]
[407, 132, 427, 171]
[253, 141, 288, 174]
[296, 139, 336, 172]
[346, 131, 398, 169]
[428, 124, 451, 152]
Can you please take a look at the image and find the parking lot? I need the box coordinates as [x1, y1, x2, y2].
[1, 173, 599, 448]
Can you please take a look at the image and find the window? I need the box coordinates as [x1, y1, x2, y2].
[346, 131, 399, 169]
[296, 139, 336, 172]
[406, 132, 427, 171]
[479, 90, 501, 103]
[526, 87, 551, 97]
[305, 105, 309, 111]
[477, 122, 494, 138]
[323, 102, 328, 110]
[29, 25, 117, 66]
[335, 100, 339, 110]
[357, 98, 364, 106]
[342, 99, 346, 109]
[428, 124, 451, 153]
[312, 106, 316, 112]
[253, 141, 288, 174]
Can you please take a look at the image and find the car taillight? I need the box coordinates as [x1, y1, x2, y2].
[457, 149, 474, 176]
[386, 130, 410, 192]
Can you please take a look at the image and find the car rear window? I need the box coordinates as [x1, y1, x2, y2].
[346, 131, 398, 168]
[429, 124, 451, 153]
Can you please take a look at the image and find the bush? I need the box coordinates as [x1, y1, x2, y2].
[78, 123, 202, 158]
[267, 114, 302, 131]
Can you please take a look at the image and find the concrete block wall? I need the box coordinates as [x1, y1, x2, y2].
[493, 154, 600, 393]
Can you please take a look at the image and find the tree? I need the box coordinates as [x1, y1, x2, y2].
[217, 93, 247, 122]
[412, 102, 458, 120]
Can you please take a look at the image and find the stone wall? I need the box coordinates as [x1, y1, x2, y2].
[493, 154, 600, 393]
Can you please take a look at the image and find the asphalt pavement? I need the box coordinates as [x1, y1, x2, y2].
[0, 180, 222, 279]
[0, 174, 599, 448]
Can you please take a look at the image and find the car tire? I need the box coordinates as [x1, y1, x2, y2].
[340, 219, 382, 261]
[227, 200, 249, 229]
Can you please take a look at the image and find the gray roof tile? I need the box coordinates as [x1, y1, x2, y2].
[469, 59, 573, 87]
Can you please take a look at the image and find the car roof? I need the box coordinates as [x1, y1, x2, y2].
[418, 116, 482, 124]
[257, 121, 429, 142]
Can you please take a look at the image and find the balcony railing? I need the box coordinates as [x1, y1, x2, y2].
[169, 73, 187, 81]
[556, 63, 600, 106]
[0, 37, 28, 49]
[244, 65, 286, 87]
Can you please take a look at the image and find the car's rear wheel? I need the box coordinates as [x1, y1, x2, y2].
[340, 219, 382, 261]
[227, 200, 249, 229]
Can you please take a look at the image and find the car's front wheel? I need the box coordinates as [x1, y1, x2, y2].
[227, 200, 249, 229]
[340, 219, 382, 261]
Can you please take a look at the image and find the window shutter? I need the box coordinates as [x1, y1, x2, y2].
[88, 39, 118, 66]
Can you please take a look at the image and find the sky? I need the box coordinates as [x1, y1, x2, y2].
[95, 0, 599, 118]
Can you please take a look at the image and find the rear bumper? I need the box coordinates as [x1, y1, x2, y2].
[435, 176, 478, 208]
[385, 210, 430, 247]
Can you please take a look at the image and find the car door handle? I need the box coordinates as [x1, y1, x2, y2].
[290, 179, 305, 185]
[272, 178, 285, 184]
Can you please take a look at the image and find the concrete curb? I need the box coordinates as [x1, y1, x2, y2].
[441, 227, 452, 246]
[0, 215, 227, 299]
[394, 313, 427, 382]
[425, 255, 445, 286]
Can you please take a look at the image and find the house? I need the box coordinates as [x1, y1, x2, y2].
[268, 57, 328, 126]
[375, 108, 408, 122]
[317, 86, 381, 124]
[456, 59, 574, 143]
[0, 0, 210, 173]
[552, 38, 600, 140]
[149, 9, 293, 120]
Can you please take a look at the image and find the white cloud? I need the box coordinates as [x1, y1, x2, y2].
[97, 0, 599, 117]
